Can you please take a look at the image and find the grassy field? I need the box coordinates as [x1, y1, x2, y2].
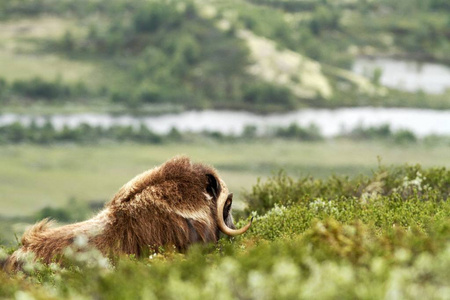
[0, 17, 96, 83]
[1, 163, 448, 299]
[1, 140, 449, 216]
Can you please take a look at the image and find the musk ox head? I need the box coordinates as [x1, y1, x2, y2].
[207, 174, 253, 237]
[3, 156, 252, 271]
[107, 155, 253, 250]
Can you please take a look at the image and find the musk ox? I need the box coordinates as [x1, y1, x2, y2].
[3, 156, 252, 272]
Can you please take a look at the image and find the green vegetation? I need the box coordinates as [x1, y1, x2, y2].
[0, 0, 449, 112]
[1, 164, 449, 299]
[1, 0, 254, 111]
[245, 0, 450, 63]
[0, 121, 450, 146]
[4, 121, 447, 145]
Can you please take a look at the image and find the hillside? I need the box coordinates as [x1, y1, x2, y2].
[1, 164, 449, 299]
[0, 0, 449, 113]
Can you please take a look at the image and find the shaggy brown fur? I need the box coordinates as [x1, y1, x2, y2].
[4, 156, 240, 272]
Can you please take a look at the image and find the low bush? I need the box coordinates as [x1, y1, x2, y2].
[10, 77, 90, 101]
[274, 123, 323, 141]
[34, 198, 93, 223]
[244, 164, 449, 215]
[344, 124, 419, 144]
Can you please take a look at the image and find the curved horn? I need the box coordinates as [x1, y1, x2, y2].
[216, 192, 252, 236]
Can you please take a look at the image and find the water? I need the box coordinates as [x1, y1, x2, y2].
[1, 108, 449, 137]
[352, 57, 450, 94]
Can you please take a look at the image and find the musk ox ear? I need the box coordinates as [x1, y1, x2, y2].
[206, 174, 221, 199]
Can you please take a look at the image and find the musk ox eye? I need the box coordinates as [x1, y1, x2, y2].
[206, 174, 220, 199]
[223, 196, 233, 219]
[225, 193, 233, 209]
[225, 203, 231, 214]
[225, 199, 232, 211]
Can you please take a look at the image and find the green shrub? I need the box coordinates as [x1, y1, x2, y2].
[244, 164, 449, 215]
[393, 129, 417, 144]
[11, 77, 70, 99]
[309, 5, 341, 36]
[347, 124, 393, 140]
[274, 123, 323, 141]
[34, 198, 92, 222]
[243, 83, 296, 108]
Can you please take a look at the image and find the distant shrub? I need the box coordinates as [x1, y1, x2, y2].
[0, 122, 27, 143]
[34, 198, 92, 223]
[274, 123, 323, 141]
[166, 127, 183, 142]
[309, 5, 341, 35]
[0, 78, 7, 100]
[344, 124, 417, 144]
[393, 129, 417, 144]
[11, 77, 68, 99]
[35, 207, 72, 222]
[243, 83, 296, 109]
[10, 77, 91, 101]
[132, 84, 181, 105]
[242, 125, 258, 139]
[133, 1, 184, 33]
[347, 124, 392, 140]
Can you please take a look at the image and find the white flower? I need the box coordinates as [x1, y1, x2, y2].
[73, 234, 88, 248]
[255, 204, 287, 221]
[248, 271, 269, 300]
[399, 171, 425, 192]
[14, 291, 35, 300]
[309, 198, 338, 214]
[394, 248, 411, 263]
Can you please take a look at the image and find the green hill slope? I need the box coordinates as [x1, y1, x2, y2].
[0, 0, 449, 112]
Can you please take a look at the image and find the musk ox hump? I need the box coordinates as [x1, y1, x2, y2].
[110, 156, 218, 206]
[112, 156, 193, 202]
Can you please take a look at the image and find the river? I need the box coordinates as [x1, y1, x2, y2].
[1, 108, 449, 137]
[352, 57, 450, 94]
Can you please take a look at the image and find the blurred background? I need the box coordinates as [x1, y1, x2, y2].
[0, 0, 449, 245]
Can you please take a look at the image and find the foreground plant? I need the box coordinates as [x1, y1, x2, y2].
[1, 164, 449, 299]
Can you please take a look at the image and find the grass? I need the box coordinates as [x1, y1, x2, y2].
[0, 17, 98, 84]
[0, 140, 449, 216]
[0, 50, 97, 83]
[0, 16, 131, 93]
[0, 163, 448, 299]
